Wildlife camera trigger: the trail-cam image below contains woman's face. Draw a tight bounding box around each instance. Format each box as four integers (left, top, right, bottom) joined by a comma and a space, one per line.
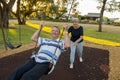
73, 21, 79, 27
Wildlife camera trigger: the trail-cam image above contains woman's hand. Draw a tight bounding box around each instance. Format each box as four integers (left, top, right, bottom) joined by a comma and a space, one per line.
73, 42, 77, 46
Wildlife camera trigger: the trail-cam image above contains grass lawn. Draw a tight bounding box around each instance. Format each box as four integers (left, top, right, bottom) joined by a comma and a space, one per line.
0, 22, 50, 50
0, 25, 35, 49
27, 20, 120, 43
0, 20, 120, 50
84, 28, 120, 42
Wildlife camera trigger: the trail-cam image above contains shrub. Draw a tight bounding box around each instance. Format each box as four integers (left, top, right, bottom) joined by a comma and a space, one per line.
113, 20, 120, 26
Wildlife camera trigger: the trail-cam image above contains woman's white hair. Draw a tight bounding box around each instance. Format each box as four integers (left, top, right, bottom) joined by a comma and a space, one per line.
72, 18, 79, 22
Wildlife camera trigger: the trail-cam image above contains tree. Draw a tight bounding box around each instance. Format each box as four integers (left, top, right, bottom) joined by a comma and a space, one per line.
105, 0, 119, 12
0, 0, 16, 50
67, 0, 79, 21
11, 0, 55, 24
118, 2, 120, 9
0, 0, 16, 28
0, 3, 7, 50
97, 0, 107, 32
12, 0, 40, 24
97, 0, 119, 32
54, 0, 68, 19
37, 0, 68, 20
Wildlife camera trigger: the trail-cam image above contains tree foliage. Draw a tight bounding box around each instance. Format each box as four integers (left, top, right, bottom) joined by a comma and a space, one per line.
0, 0, 16, 27
11, 0, 79, 24
97, 0, 120, 12
67, 0, 79, 21
96, 0, 120, 32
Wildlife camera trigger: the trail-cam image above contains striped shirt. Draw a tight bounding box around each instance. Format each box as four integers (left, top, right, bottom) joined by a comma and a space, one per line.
32, 37, 64, 65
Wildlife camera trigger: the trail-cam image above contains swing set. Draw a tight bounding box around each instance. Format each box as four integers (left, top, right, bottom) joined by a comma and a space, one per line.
5, 25, 22, 49
32, 25, 66, 74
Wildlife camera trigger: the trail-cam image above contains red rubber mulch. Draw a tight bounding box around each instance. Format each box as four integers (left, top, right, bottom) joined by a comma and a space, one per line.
0, 46, 109, 80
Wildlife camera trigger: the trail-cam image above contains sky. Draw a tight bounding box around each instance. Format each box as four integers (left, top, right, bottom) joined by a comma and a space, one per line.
76, 0, 120, 18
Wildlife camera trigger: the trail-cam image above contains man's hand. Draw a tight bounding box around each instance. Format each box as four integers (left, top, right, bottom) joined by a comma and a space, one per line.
63, 24, 68, 30
63, 24, 70, 48
39, 21, 44, 29
31, 21, 44, 42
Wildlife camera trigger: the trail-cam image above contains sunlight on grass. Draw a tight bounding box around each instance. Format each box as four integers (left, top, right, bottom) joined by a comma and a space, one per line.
84, 36, 120, 47
26, 22, 120, 47
26, 22, 63, 34
26, 22, 51, 33
9, 29, 17, 35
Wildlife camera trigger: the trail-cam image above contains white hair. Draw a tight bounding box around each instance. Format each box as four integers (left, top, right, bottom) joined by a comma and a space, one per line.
72, 18, 79, 22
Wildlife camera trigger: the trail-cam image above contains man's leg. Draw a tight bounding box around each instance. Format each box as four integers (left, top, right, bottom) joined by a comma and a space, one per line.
20, 62, 50, 80
8, 58, 36, 80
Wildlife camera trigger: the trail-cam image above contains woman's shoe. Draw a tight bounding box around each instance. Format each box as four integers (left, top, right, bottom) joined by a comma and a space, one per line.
79, 57, 83, 62
69, 63, 73, 69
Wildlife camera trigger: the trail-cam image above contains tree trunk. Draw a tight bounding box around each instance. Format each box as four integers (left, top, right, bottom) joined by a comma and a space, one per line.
98, 0, 107, 32
0, 4, 7, 50
2, 6, 9, 28
11, 0, 26, 25
21, 17, 26, 24
67, 0, 74, 21
17, 0, 23, 24
18, 17, 23, 24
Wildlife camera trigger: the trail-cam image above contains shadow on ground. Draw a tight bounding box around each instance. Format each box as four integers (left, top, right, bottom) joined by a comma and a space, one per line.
0, 46, 109, 80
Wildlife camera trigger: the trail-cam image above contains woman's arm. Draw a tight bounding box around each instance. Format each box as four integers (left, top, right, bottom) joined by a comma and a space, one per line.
73, 36, 83, 46
73, 27, 83, 46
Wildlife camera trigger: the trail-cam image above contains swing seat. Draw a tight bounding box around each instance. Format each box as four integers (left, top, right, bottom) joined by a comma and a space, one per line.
6, 42, 22, 49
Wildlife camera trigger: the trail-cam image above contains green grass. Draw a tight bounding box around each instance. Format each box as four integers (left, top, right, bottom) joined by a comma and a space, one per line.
84, 28, 120, 42
0, 24, 51, 50
0, 25, 34, 49
1, 20, 120, 50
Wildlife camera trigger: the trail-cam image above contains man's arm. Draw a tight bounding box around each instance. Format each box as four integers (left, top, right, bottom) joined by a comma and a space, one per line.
63, 24, 70, 48
31, 23, 44, 42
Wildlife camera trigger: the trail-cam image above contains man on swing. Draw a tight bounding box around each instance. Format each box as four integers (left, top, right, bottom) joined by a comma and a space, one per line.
8, 22, 70, 80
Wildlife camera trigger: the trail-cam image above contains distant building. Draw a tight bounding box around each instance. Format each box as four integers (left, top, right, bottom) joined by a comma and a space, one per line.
87, 13, 100, 20
60, 14, 78, 21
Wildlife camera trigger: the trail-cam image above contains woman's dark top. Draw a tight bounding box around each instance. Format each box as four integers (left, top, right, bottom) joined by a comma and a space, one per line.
68, 26, 83, 43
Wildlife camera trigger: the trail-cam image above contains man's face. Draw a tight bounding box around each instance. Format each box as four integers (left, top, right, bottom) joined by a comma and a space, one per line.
51, 27, 60, 39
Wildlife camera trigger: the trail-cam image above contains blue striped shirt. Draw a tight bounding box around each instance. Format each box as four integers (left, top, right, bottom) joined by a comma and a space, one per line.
33, 37, 64, 65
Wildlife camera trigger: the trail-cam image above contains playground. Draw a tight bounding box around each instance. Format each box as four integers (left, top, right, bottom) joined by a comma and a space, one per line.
0, 20, 120, 80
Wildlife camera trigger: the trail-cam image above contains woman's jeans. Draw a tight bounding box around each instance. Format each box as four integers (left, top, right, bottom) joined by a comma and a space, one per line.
8, 58, 49, 80
70, 41, 83, 63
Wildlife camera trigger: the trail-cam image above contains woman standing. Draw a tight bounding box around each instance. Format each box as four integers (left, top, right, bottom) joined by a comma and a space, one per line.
68, 19, 84, 69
